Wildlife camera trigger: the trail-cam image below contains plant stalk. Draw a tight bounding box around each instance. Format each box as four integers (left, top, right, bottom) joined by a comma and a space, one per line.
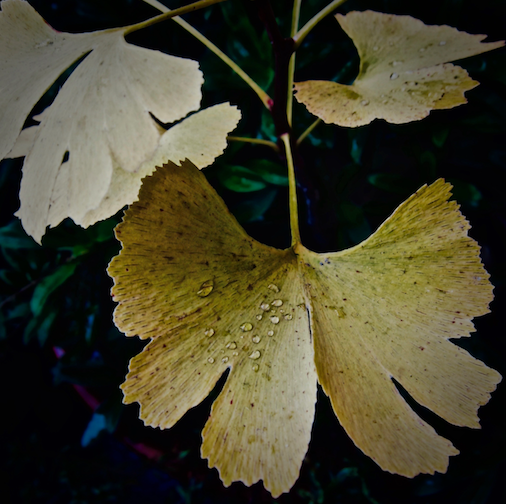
297, 118, 321, 145
293, 0, 348, 50
227, 136, 280, 152
281, 134, 301, 247
140, 0, 272, 108
287, 0, 302, 126
123, 0, 227, 35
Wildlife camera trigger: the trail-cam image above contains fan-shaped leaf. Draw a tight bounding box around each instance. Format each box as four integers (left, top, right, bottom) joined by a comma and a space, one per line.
0, 0, 204, 242
294, 11, 504, 127
108, 160, 500, 496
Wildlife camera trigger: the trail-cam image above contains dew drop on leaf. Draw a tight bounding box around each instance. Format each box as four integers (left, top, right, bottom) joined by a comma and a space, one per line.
207, 357, 215, 364
268, 284, 280, 293
249, 350, 261, 360
197, 279, 214, 297
390, 73, 399, 80
252, 335, 261, 343
271, 299, 283, 307
256, 314, 263, 320
267, 330, 274, 336
222, 356, 229, 363
204, 328, 215, 337
241, 322, 253, 332
284, 314, 293, 321
269, 316, 280, 324
260, 302, 270, 311
252, 364, 259, 372
226, 342, 237, 350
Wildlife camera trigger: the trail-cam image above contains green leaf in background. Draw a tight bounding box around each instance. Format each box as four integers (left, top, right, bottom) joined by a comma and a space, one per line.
30, 262, 78, 316
432, 127, 450, 148
348, 127, 370, 166
218, 165, 267, 192
448, 179, 482, 207
248, 159, 288, 186
367, 173, 417, 194
233, 187, 278, 223
81, 392, 123, 447
0, 220, 39, 249
82, 412, 108, 447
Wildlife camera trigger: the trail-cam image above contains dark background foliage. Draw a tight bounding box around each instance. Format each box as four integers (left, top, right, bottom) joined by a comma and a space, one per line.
0, 0, 504, 502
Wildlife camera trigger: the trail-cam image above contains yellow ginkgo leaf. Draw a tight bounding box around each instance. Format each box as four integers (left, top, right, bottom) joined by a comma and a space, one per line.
0, 0, 203, 243
108, 160, 501, 497
294, 10, 504, 127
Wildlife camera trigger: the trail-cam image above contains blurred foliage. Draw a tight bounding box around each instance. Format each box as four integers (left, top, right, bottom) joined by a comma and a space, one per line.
0, 0, 504, 502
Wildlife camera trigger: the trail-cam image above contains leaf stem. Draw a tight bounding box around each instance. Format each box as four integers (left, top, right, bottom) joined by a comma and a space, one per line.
281, 134, 300, 247
227, 136, 280, 152
296, 118, 321, 146
140, 0, 272, 109
123, 0, 227, 35
293, 0, 348, 50
287, 0, 302, 126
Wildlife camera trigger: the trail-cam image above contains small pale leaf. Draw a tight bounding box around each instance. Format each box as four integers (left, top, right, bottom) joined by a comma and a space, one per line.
79, 103, 241, 227
294, 10, 504, 127
109, 162, 500, 495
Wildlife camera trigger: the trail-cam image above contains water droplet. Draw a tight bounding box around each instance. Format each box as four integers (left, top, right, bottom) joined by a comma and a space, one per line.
279, 309, 284, 313
270, 316, 280, 324
268, 284, 280, 293
207, 357, 215, 364
252, 364, 259, 372
391, 60, 403, 67
35, 39, 53, 49
267, 330, 274, 336
197, 279, 214, 297
204, 328, 215, 337
360, 99, 370, 106
419, 47, 426, 52
271, 299, 283, 307
439, 40, 446, 46
390, 73, 399, 80
256, 314, 263, 320
249, 350, 261, 360
252, 335, 261, 344
372, 45, 379, 51
260, 302, 270, 311
284, 314, 293, 321
336, 307, 346, 318
232, 351, 239, 356
226, 342, 237, 350
222, 356, 229, 363
401, 86, 406, 92
240, 323, 253, 332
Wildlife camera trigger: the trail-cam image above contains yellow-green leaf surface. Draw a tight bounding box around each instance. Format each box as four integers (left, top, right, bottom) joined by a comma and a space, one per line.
0, 0, 203, 243
109, 161, 501, 495
294, 10, 504, 127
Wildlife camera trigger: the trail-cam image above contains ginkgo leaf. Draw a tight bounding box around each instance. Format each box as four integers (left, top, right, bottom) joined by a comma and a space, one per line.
108, 160, 501, 496
294, 10, 504, 127
0, 0, 203, 243
76, 103, 240, 227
